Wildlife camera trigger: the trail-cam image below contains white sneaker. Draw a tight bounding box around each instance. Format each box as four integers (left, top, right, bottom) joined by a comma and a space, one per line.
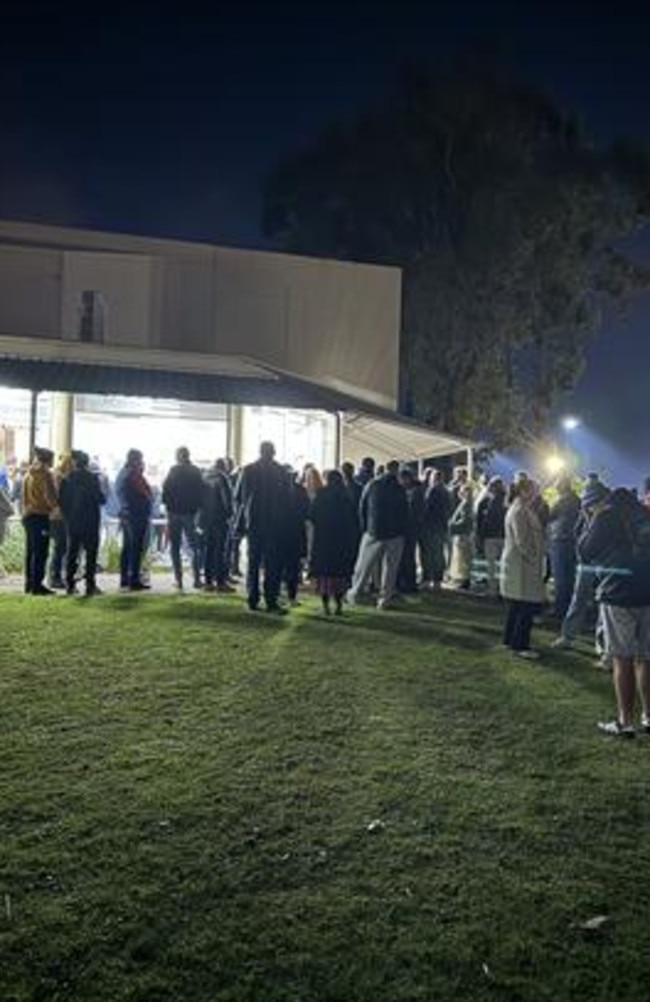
551, 636, 572, 649
597, 720, 635, 739
345, 589, 357, 606
514, 649, 540, 660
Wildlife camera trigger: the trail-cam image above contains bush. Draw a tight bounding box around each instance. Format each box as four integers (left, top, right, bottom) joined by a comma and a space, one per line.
0, 521, 24, 576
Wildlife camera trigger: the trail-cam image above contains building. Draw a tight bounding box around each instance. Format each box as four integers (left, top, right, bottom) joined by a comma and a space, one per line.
0, 220, 471, 478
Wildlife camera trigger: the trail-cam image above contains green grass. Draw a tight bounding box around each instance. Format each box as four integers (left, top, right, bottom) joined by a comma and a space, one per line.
1, 589, 650, 1002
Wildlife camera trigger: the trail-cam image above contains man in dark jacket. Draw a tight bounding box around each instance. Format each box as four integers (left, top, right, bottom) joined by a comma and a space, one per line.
476, 476, 507, 597
115, 448, 153, 591
235, 441, 291, 613
579, 486, 650, 737
354, 456, 375, 489
280, 469, 310, 605
547, 476, 581, 619
199, 459, 234, 592
162, 446, 205, 590
59, 450, 105, 596
422, 469, 451, 591
397, 468, 425, 593
347, 459, 408, 610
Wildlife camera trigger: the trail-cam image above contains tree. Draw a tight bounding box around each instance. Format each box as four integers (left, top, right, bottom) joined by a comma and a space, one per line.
261, 66, 650, 446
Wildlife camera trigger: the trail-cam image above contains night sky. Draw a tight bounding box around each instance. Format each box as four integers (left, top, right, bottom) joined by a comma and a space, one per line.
1, 0, 649, 475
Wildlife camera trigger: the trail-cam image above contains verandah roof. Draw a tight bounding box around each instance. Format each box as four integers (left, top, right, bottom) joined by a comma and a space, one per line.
0, 335, 474, 463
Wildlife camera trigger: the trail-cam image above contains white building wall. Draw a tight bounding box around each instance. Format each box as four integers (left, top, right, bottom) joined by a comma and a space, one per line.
0, 221, 402, 409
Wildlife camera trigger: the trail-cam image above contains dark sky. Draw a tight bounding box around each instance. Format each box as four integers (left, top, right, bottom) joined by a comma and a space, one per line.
1, 0, 649, 470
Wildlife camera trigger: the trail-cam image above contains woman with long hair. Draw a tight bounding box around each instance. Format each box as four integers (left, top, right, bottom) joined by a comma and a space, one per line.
309, 469, 359, 615
501, 477, 546, 658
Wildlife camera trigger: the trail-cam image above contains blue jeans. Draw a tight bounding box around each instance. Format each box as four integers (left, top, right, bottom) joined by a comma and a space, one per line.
549, 540, 577, 620
561, 563, 596, 640
120, 516, 149, 587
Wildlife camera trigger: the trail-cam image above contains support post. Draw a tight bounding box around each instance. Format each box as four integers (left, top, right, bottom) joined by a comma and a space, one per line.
227, 404, 244, 467
334, 411, 343, 468
50, 392, 75, 457
28, 389, 39, 458
466, 447, 474, 482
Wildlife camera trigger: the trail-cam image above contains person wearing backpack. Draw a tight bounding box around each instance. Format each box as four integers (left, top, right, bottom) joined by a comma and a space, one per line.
578, 485, 650, 738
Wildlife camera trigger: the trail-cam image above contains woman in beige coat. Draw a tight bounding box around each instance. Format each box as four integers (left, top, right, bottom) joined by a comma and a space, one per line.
501, 478, 546, 658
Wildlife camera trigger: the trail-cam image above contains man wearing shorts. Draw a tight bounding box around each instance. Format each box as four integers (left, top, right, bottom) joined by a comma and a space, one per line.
578, 485, 650, 738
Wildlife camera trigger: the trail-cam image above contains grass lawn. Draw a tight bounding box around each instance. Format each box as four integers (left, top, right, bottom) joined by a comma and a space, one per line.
1, 589, 650, 1002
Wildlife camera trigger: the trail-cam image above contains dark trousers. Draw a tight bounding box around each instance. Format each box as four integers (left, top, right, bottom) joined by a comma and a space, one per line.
168, 513, 202, 586
282, 549, 302, 601
66, 525, 100, 591
422, 526, 448, 583
203, 522, 229, 586
23, 514, 50, 592
549, 540, 577, 620
398, 533, 418, 592
504, 599, 537, 651
120, 517, 149, 587
247, 532, 282, 609
49, 518, 67, 584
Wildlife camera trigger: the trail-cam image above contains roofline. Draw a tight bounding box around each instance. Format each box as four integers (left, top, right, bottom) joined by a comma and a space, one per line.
0, 219, 401, 276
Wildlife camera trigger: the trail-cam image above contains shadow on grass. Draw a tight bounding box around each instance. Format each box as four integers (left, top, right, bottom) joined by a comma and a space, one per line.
141, 598, 292, 632
307, 606, 494, 652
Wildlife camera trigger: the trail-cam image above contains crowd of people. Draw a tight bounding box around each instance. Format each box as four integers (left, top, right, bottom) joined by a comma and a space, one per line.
3, 441, 650, 737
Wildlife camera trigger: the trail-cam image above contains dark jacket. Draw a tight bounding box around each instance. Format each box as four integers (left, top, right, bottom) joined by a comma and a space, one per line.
310, 484, 359, 577
235, 458, 290, 536
199, 467, 233, 529
578, 490, 650, 607
548, 493, 581, 544
343, 477, 362, 511
115, 465, 153, 521
59, 468, 105, 531
282, 481, 310, 557
162, 461, 205, 516
359, 473, 408, 541
424, 483, 452, 533
404, 483, 425, 537
476, 493, 506, 542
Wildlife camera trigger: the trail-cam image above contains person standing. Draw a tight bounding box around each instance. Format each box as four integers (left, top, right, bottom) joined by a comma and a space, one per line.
59, 450, 106, 596
476, 477, 507, 597
162, 446, 205, 591
310, 469, 359, 615
347, 459, 408, 610
116, 449, 153, 591
552, 477, 609, 649
21, 447, 58, 595
397, 468, 425, 593
579, 487, 650, 737
281, 470, 310, 606
448, 483, 474, 589
235, 441, 291, 613
547, 476, 581, 620
421, 469, 451, 591
355, 456, 375, 490
48, 452, 74, 589
501, 478, 546, 658
199, 458, 235, 592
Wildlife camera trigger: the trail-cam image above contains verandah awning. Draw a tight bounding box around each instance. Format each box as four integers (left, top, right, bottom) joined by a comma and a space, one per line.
0, 335, 475, 462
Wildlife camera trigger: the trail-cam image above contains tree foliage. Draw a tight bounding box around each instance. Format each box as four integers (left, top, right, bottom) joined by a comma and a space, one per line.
262, 66, 650, 446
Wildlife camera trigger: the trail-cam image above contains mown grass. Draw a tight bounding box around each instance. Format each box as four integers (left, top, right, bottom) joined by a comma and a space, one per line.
1, 589, 650, 1002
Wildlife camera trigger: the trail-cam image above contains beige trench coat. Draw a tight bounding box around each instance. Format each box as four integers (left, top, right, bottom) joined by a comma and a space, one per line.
501, 497, 546, 603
